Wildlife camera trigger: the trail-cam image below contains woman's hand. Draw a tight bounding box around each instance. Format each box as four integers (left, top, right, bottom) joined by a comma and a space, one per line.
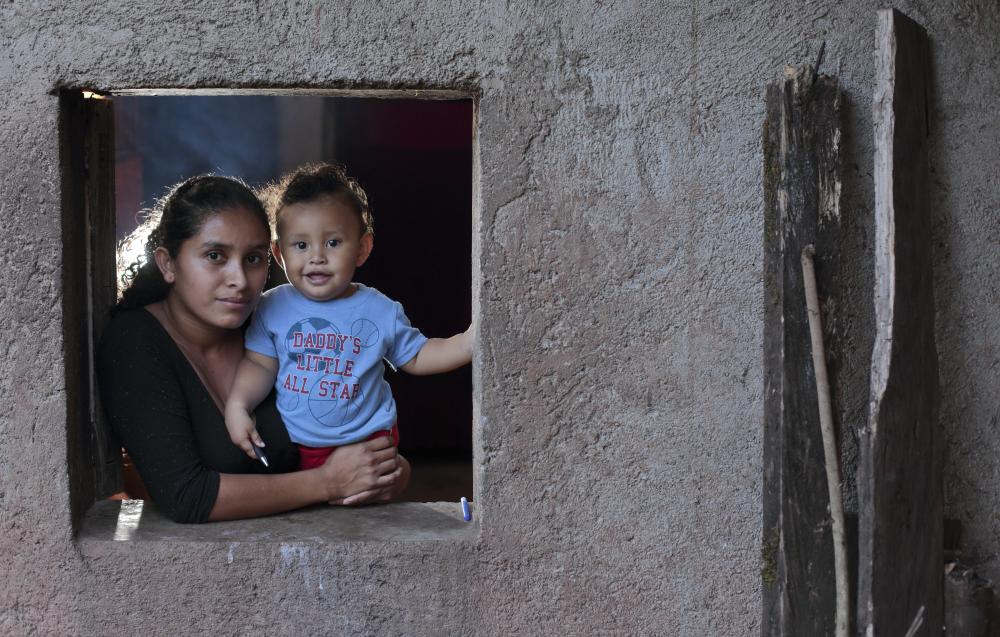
319, 436, 410, 505
337, 454, 411, 505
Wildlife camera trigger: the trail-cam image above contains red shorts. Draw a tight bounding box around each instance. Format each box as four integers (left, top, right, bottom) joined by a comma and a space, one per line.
297, 424, 399, 471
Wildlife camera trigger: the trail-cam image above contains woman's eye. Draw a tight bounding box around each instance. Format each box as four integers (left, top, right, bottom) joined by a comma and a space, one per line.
327, 239, 341, 248
247, 254, 264, 265
206, 251, 222, 261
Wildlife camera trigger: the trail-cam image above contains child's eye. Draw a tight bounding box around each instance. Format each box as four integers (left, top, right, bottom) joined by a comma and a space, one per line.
294, 241, 307, 250
326, 239, 341, 248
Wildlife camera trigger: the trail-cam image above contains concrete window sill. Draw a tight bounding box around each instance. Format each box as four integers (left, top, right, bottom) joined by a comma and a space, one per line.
77, 499, 477, 550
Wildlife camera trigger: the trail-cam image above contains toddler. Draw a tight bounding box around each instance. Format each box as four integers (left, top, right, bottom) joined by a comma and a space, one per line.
225, 163, 472, 474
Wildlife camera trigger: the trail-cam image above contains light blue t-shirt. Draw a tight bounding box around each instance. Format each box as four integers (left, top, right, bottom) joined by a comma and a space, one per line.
245, 283, 427, 447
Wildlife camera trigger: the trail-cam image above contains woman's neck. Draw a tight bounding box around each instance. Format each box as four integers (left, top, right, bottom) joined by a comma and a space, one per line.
148, 298, 238, 353
146, 297, 245, 412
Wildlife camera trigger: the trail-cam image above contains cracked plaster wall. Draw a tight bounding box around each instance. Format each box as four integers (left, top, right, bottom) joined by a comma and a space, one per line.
0, 1, 997, 634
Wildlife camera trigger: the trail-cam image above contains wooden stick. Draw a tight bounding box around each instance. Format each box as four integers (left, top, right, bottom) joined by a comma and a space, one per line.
801, 245, 849, 637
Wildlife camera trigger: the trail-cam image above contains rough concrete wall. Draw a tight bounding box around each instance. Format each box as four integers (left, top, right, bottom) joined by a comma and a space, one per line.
0, 1, 997, 635
930, 0, 1000, 585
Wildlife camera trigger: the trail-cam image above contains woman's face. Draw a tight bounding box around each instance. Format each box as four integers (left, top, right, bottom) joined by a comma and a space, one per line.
157, 207, 271, 331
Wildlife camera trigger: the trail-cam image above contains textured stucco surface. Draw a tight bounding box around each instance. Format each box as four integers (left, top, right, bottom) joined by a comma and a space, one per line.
0, 1, 997, 634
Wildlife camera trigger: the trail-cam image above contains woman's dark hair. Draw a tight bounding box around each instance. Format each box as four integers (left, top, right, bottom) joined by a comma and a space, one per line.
114, 175, 268, 314
258, 163, 374, 239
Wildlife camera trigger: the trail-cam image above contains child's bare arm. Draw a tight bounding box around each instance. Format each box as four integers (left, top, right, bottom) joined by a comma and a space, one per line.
400, 325, 473, 376
224, 350, 280, 458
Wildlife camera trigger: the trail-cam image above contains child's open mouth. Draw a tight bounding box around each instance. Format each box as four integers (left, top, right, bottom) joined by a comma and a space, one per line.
305, 273, 331, 284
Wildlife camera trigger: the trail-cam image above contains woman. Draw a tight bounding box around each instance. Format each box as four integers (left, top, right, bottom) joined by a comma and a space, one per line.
97, 175, 408, 523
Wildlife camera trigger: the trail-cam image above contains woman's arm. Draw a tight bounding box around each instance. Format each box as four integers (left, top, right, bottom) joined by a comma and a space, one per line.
99, 313, 226, 522
98, 312, 405, 522
99, 311, 410, 522
209, 437, 404, 520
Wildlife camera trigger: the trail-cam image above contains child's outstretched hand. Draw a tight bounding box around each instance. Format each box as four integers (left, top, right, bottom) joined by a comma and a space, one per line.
224, 402, 265, 460
400, 321, 475, 376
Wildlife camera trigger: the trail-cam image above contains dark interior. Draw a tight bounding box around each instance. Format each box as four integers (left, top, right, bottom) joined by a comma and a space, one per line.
114, 94, 473, 502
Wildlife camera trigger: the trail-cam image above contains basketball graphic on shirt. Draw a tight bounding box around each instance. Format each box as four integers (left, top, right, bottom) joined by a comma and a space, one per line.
278, 317, 343, 413
276, 380, 301, 413
351, 318, 380, 348
305, 319, 378, 427
307, 372, 365, 426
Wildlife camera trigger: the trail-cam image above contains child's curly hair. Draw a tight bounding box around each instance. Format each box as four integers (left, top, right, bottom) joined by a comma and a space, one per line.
258, 163, 374, 239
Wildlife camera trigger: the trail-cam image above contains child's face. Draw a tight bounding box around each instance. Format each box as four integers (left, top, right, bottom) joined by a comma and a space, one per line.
272, 196, 373, 302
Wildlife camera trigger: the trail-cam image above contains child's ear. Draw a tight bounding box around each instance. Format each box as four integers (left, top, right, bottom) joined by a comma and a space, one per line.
356, 233, 374, 267
153, 247, 176, 284
270, 240, 286, 270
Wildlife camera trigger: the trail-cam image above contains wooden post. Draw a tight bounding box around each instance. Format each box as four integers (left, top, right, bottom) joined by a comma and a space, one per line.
61, 90, 121, 531
762, 65, 843, 637
858, 9, 941, 636
84, 92, 122, 501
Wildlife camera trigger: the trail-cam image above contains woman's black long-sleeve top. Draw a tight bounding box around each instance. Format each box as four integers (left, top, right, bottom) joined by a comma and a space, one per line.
97, 309, 298, 522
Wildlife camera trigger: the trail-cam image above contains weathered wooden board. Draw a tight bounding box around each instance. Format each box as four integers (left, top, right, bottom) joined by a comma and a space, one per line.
762, 66, 843, 637
85, 93, 122, 501
61, 90, 121, 531
858, 8, 941, 637
61, 91, 94, 528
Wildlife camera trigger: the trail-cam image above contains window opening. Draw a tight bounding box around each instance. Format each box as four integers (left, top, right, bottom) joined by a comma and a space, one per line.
86, 91, 473, 506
